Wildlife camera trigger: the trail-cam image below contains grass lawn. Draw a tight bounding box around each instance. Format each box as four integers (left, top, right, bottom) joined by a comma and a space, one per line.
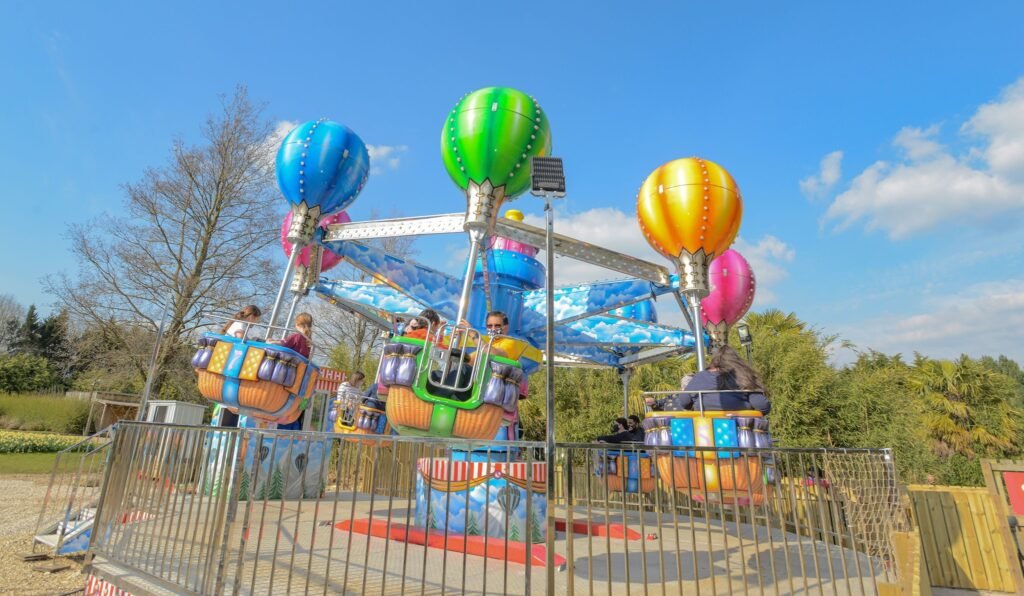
0, 452, 86, 475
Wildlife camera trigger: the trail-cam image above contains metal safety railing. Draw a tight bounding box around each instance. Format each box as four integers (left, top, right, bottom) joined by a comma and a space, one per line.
86, 422, 908, 595
34, 424, 116, 554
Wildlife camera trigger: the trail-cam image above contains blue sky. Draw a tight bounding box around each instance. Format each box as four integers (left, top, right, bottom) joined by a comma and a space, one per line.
2, 1, 1023, 362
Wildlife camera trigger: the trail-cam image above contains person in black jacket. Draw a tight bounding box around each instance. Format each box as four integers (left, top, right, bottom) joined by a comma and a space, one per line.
648, 346, 771, 415
596, 417, 636, 443
627, 414, 645, 442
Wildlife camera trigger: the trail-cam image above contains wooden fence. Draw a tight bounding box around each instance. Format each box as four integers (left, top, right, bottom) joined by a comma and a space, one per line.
906, 485, 1017, 592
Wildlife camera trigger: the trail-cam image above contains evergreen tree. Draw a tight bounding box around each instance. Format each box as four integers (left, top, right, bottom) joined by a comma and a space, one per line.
529, 506, 544, 543
508, 521, 521, 543
464, 511, 482, 536
269, 467, 284, 500
12, 305, 42, 354
238, 470, 250, 501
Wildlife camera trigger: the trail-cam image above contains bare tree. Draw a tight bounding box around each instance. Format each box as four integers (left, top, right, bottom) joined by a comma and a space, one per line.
46, 87, 281, 396
0, 294, 26, 353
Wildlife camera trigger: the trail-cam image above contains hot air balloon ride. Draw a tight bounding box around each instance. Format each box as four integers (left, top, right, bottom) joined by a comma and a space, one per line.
375, 87, 551, 442
637, 158, 772, 505
194, 120, 369, 426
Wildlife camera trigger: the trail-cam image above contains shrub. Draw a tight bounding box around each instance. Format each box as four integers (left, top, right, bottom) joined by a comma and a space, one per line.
0, 354, 59, 393
0, 394, 91, 434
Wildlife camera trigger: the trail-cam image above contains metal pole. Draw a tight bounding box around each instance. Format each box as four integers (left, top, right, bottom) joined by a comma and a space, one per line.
454, 229, 484, 327
620, 368, 632, 417
266, 247, 301, 340
281, 293, 302, 339
686, 290, 707, 371
136, 300, 171, 421
744, 343, 753, 363
543, 195, 556, 589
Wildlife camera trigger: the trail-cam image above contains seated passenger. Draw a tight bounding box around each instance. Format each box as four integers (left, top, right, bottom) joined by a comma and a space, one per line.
404, 309, 442, 340
275, 312, 313, 358
628, 414, 645, 442
427, 349, 474, 400
222, 305, 262, 339
655, 346, 770, 414
596, 417, 639, 444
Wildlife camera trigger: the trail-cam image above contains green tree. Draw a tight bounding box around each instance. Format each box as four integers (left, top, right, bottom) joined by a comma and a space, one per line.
508, 521, 521, 543
0, 353, 60, 393
268, 467, 284, 500
742, 309, 843, 448
465, 510, 482, 536
979, 355, 1024, 407
238, 469, 250, 501
910, 355, 1024, 484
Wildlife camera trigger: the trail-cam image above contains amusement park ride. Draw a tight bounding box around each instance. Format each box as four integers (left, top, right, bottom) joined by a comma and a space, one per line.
192, 86, 764, 564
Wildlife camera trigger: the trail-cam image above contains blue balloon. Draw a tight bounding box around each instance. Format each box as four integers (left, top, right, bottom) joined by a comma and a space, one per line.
276, 120, 370, 214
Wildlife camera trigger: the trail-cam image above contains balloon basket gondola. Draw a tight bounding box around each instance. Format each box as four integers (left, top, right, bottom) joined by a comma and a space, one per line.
644, 410, 775, 507
192, 333, 318, 425
378, 336, 523, 440
594, 449, 657, 494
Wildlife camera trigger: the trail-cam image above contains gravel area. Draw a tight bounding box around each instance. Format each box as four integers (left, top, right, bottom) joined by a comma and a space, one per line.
0, 475, 86, 595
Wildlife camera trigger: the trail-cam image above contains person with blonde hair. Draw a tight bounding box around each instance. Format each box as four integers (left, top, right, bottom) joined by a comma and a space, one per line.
222, 305, 262, 339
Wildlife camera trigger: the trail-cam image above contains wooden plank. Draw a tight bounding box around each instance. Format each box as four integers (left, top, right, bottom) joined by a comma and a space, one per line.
912, 489, 950, 587
952, 490, 983, 588
927, 489, 957, 588
942, 488, 975, 588
979, 489, 1017, 592
965, 490, 1001, 591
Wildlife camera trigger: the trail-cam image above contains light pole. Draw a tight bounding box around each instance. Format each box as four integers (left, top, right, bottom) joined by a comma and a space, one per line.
530, 156, 565, 589
737, 321, 753, 363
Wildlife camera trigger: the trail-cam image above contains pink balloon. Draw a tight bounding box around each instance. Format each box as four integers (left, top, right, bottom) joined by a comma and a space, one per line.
280, 210, 351, 272
700, 249, 756, 329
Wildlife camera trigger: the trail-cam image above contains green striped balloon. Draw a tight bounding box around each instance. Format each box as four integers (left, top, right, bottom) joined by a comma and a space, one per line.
440, 87, 553, 199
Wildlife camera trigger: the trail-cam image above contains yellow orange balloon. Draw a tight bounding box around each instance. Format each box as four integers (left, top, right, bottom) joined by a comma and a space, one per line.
636, 157, 743, 262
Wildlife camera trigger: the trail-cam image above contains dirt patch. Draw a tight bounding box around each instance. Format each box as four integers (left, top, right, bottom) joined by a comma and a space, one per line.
0, 475, 86, 595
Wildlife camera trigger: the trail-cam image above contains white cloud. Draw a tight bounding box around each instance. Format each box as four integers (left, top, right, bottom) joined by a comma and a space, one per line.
799, 150, 844, 199
262, 120, 298, 172
367, 144, 409, 174
840, 279, 1024, 362
824, 77, 1024, 240
521, 207, 663, 286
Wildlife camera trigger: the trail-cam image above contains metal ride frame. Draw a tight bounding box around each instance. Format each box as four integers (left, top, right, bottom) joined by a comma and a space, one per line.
313, 208, 698, 404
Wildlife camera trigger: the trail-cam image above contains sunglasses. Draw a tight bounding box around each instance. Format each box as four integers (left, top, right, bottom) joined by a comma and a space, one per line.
485, 324, 504, 329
